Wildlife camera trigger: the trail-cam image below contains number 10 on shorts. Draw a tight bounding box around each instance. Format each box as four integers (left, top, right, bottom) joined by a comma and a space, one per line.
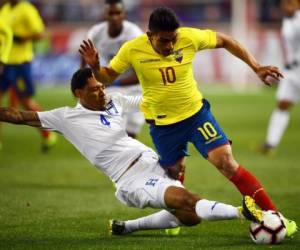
197, 122, 218, 140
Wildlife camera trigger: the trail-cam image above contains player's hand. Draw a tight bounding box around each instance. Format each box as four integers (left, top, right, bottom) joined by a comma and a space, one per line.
255, 65, 283, 86
79, 39, 100, 70
167, 164, 185, 182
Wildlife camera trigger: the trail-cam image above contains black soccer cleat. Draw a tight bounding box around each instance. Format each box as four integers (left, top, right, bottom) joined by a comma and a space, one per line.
109, 219, 127, 235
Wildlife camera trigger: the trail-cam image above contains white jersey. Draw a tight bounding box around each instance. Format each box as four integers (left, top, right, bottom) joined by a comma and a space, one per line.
87, 21, 144, 135
87, 20, 143, 65
37, 93, 150, 182
282, 11, 300, 65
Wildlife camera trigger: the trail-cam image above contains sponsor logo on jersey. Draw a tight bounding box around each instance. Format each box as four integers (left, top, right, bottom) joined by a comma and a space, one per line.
105, 100, 119, 115
140, 58, 161, 64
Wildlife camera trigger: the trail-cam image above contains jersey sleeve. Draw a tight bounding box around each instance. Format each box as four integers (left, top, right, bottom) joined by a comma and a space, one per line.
87, 24, 100, 42
114, 93, 142, 112
190, 28, 217, 51
130, 25, 143, 39
37, 107, 66, 132
25, 3, 45, 34
0, 21, 13, 63
109, 41, 131, 74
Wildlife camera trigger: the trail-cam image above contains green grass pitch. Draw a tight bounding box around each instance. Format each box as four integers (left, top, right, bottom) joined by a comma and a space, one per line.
0, 85, 299, 250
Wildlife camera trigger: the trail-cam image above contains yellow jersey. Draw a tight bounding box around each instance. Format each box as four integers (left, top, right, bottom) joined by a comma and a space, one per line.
110, 27, 217, 125
0, 19, 13, 63
0, 1, 45, 64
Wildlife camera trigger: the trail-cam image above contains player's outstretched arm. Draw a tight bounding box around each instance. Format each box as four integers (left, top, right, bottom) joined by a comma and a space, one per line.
0, 107, 42, 128
216, 32, 283, 86
79, 39, 120, 85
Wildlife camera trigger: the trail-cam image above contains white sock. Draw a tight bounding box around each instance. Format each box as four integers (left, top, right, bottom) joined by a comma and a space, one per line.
195, 199, 240, 221
266, 109, 289, 147
125, 210, 182, 233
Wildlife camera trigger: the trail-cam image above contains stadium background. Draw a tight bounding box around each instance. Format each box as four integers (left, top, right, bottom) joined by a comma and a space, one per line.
1, 0, 300, 249
31, 0, 284, 88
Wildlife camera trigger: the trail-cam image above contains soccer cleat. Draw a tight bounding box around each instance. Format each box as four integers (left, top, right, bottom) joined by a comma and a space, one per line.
109, 219, 128, 235
41, 132, 57, 153
260, 143, 276, 156
283, 218, 298, 238
165, 227, 181, 236
241, 196, 263, 223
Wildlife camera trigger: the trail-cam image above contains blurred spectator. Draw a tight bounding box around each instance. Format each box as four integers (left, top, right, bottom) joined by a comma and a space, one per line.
0, 0, 57, 152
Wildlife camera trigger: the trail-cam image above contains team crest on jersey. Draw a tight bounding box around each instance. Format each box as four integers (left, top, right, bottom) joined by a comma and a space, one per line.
173, 49, 183, 63
105, 100, 119, 115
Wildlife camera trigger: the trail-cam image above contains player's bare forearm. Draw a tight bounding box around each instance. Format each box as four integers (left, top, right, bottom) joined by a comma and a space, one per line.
216, 32, 283, 85
0, 107, 42, 127
216, 32, 260, 72
96, 67, 119, 86
117, 73, 139, 86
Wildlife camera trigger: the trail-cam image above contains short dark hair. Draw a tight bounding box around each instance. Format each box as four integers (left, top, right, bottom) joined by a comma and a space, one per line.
71, 68, 93, 95
105, 0, 123, 5
148, 7, 180, 33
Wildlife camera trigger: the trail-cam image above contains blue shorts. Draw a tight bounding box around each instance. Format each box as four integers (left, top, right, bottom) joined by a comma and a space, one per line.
149, 99, 230, 167
0, 62, 35, 97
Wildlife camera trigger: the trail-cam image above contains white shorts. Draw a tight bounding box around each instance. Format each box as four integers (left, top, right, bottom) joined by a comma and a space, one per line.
276, 67, 300, 103
115, 150, 183, 209
106, 85, 145, 135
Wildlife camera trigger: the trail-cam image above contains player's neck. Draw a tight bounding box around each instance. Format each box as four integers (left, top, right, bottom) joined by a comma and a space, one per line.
108, 25, 123, 38
80, 101, 106, 111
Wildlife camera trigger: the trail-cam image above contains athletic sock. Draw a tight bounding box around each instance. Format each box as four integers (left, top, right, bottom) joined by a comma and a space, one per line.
41, 130, 50, 138
266, 109, 289, 147
124, 210, 181, 233
195, 199, 240, 221
230, 166, 276, 211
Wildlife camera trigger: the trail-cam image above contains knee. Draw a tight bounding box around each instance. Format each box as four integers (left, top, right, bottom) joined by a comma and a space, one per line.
178, 192, 199, 212
278, 101, 293, 110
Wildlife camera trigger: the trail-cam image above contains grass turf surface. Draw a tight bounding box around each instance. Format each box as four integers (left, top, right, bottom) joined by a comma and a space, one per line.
0, 86, 299, 250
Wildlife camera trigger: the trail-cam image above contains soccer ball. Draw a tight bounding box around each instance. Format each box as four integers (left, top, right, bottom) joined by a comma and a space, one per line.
250, 210, 286, 244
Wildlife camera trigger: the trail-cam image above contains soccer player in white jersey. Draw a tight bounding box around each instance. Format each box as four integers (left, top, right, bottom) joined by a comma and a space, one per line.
0, 67, 264, 235
262, 0, 300, 153
82, 0, 144, 138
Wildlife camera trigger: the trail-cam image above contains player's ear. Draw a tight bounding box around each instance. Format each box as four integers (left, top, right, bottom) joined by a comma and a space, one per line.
146, 31, 153, 41
74, 89, 83, 98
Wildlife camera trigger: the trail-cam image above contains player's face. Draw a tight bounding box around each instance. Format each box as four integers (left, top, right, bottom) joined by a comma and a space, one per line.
105, 3, 125, 31
81, 77, 106, 111
281, 0, 299, 17
147, 31, 177, 57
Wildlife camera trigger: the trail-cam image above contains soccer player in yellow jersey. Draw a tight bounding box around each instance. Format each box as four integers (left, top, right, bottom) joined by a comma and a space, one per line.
80, 7, 297, 236
0, 19, 12, 66
0, 0, 56, 152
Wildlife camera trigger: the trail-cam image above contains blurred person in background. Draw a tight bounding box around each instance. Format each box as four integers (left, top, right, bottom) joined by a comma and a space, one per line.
0, 0, 57, 152
82, 0, 144, 138
0, 2, 13, 150
262, 0, 300, 154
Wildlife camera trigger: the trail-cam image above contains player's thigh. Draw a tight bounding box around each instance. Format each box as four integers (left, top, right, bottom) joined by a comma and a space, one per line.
150, 124, 189, 167
276, 72, 300, 104
189, 100, 230, 159
115, 172, 183, 209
